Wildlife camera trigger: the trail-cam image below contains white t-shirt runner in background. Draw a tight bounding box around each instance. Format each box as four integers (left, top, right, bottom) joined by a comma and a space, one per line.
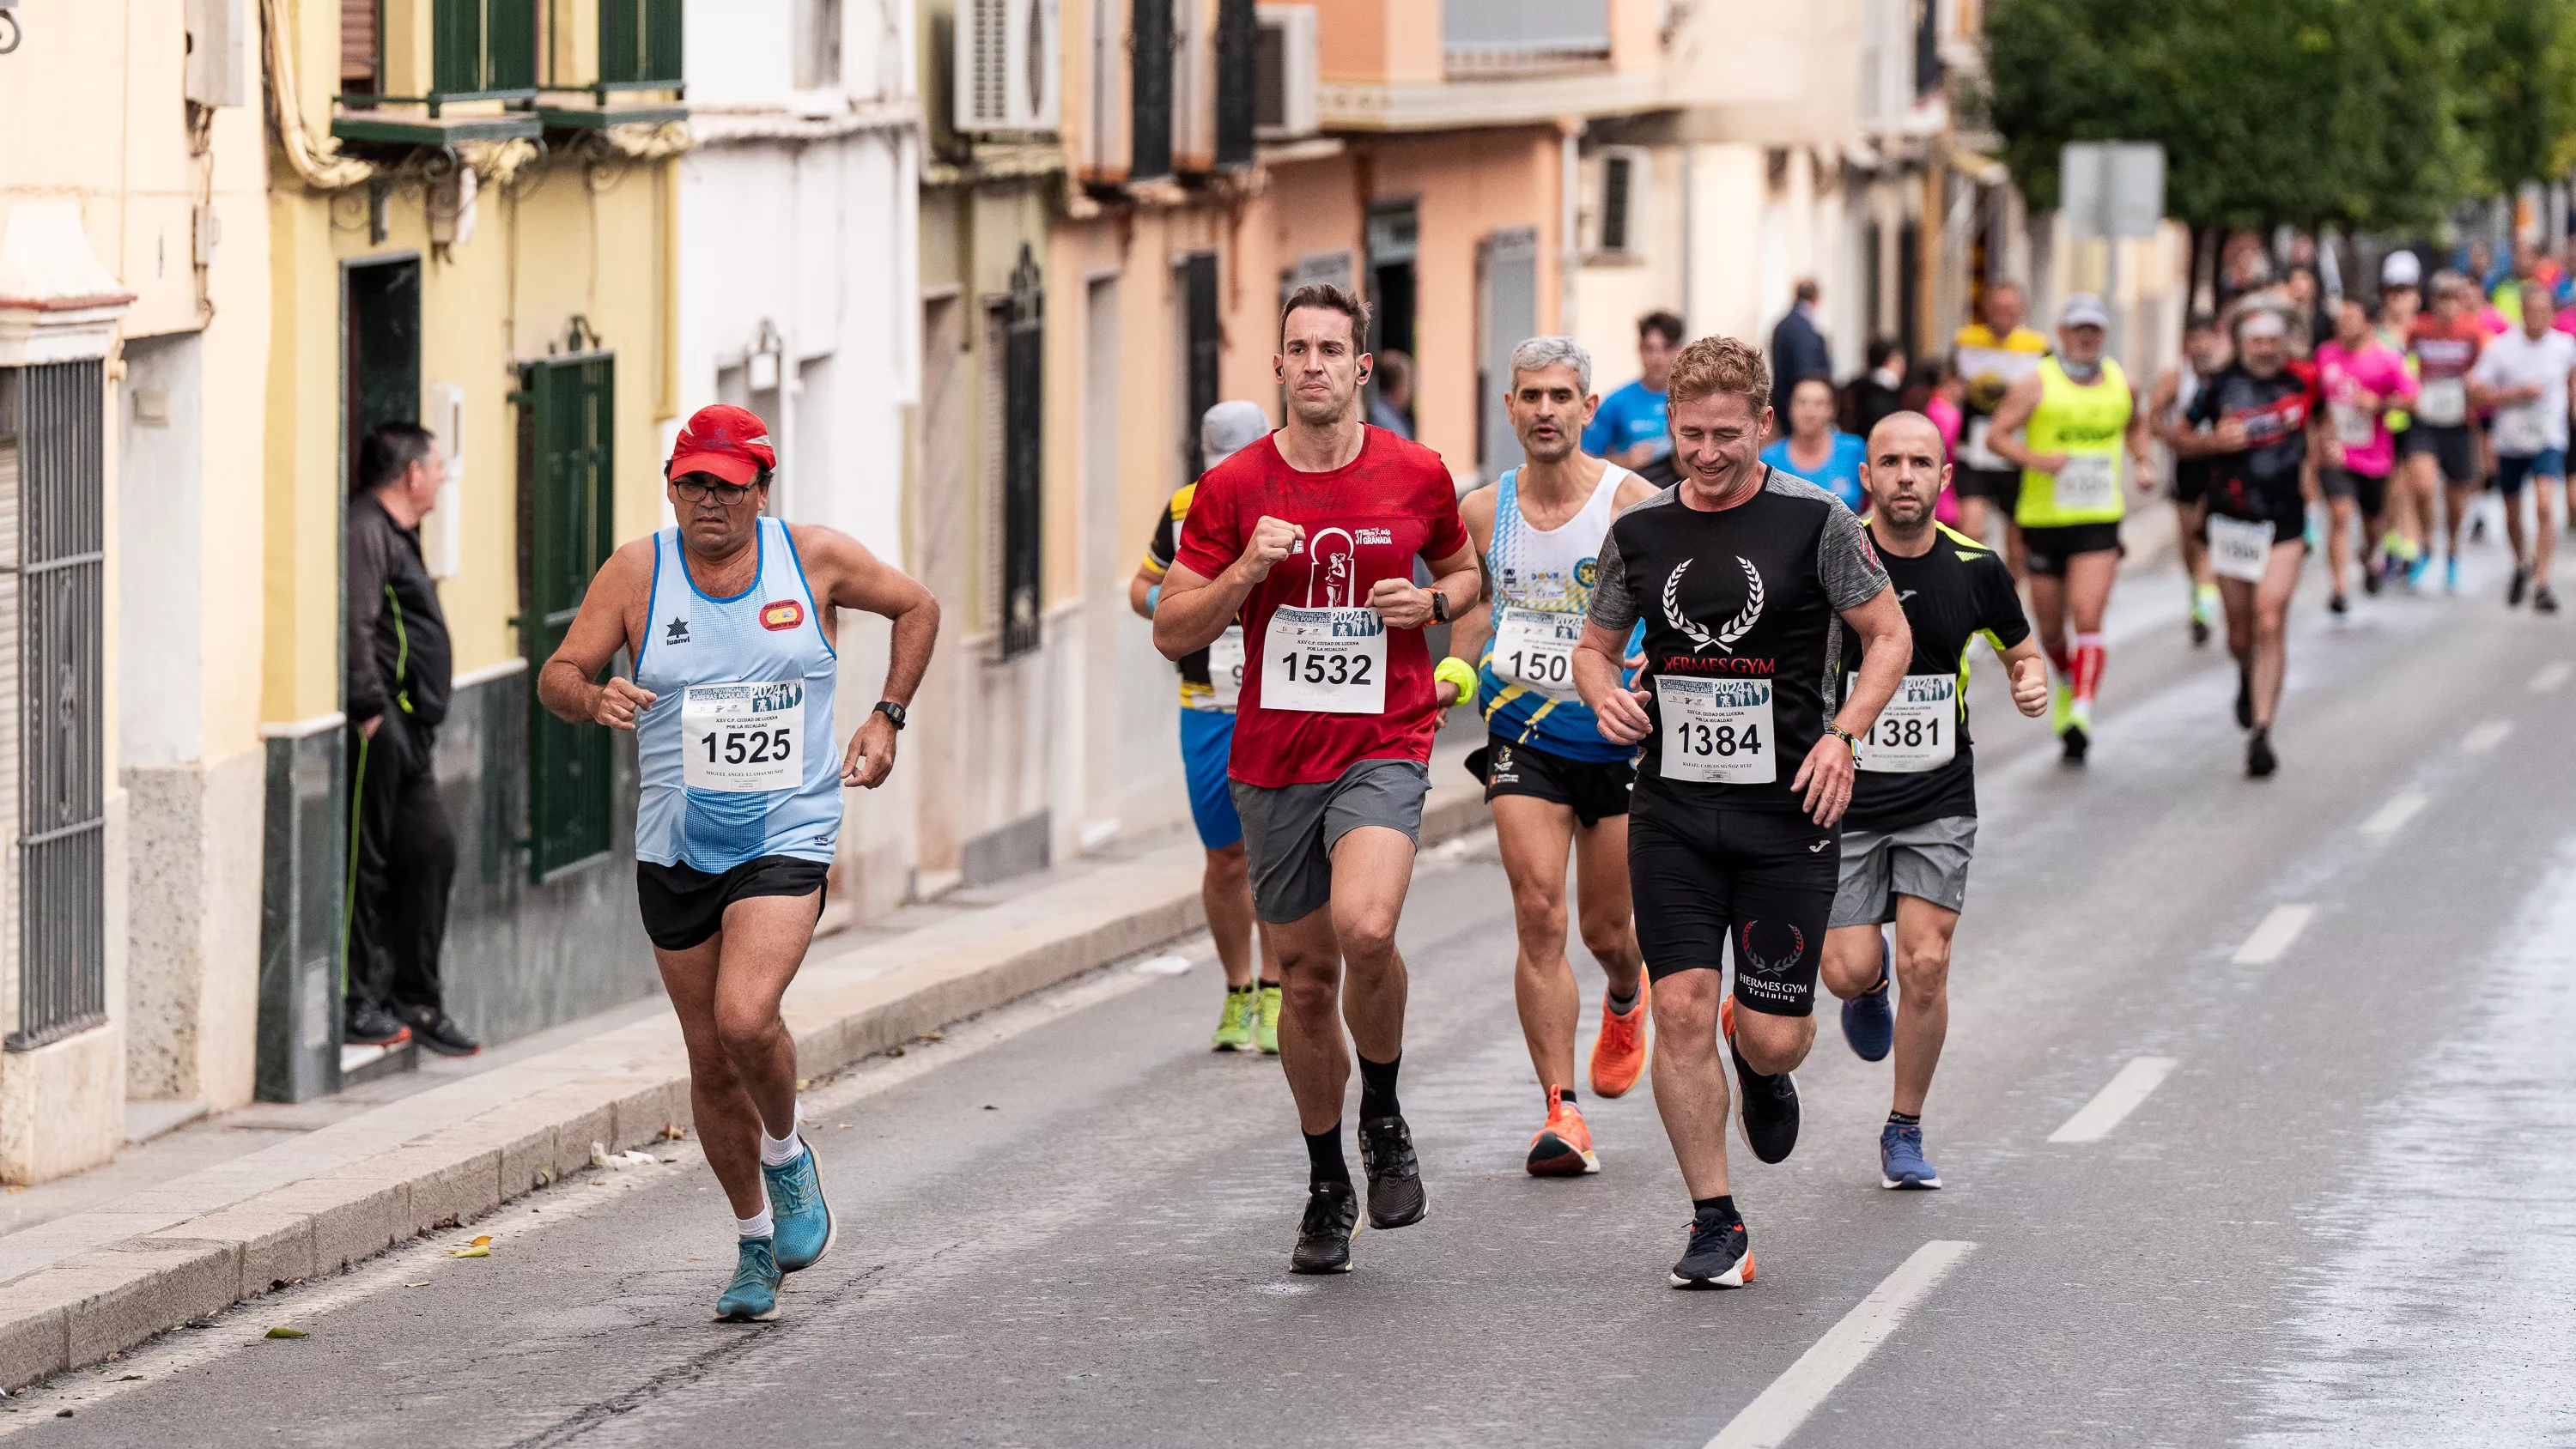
2470, 329, 2576, 458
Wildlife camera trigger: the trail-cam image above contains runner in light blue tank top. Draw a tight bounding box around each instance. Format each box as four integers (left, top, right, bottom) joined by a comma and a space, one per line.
633, 516, 841, 871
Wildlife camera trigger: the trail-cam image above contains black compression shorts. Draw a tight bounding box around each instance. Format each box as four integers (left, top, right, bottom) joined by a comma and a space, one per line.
2020, 522, 2125, 577
636, 856, 829, 951
2403, 422, 2481, 485
1627, 780, 1836, 1016
1953, 466, 2022, 511
1478, 736, 1637, 828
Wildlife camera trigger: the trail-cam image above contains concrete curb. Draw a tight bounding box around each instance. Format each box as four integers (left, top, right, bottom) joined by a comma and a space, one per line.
0, 755, 1493, 1391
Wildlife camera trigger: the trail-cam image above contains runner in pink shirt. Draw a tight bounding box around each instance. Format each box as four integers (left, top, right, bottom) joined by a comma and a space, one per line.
2314, 296, 2419, 612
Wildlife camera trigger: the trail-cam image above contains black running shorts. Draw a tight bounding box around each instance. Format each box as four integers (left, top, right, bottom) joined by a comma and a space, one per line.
1626, 780, 1837, 1016
636, 856, 829, 951
1479, 736, 1636, 828
1953, 466, 2022, 512
2403, 422, 2480, 485
2320, 467, 2391, 518
2020, 522, 2125, 578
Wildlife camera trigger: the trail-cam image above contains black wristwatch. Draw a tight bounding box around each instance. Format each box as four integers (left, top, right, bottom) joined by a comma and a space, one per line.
1431, 589, 1453, 625
872, 700, 908, 731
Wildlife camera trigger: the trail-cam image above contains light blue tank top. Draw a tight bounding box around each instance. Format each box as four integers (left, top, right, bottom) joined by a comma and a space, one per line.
633, 518, 840, 870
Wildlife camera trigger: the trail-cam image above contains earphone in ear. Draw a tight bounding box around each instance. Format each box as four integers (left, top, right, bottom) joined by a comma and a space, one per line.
1358, 367, 1370, 383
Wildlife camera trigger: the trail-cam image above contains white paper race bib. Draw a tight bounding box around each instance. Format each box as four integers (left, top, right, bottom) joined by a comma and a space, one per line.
2496, 404, 2549, 457
1656, 676, 1776, 784
1856, 673, 1958, 773
682, 682, 805, 792
1960, 416, 2008, 470
2051, 454, 2119, 513
1492, 605, 1583, 697
1204, 626, 1245, 710
2331, 403, 2377, 448
1261, 606, 1387, 714
2416, 376, 2467, 426
2208, 514, 2275, 583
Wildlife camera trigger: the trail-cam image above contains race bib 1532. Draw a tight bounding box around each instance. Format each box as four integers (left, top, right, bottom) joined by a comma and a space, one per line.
1261, 606, 1387, 714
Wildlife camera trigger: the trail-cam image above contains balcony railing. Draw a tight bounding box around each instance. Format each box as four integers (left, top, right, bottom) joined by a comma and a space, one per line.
1443, 0, 1609, 76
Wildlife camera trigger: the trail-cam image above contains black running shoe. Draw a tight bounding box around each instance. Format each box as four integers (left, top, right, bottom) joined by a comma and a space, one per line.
1289, 1179, 1359, 1274
2190, 615, 2212, 646
1722, 999, 1800, 1165
1668, 1208, 1754, 1289
2247, 728, 2278, 779
2537, 585, 2561, 615
2511, 566, 2531, 607
395, 1003, 482, 1057
1356, 1116, 1426, 1229
2328, 592, 2348, 615
344, 999, 410, 1047
2234, 667, 2254, 731
2059, 723, 2089, 765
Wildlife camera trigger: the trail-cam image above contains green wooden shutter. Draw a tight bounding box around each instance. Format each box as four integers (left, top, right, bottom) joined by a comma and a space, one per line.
599, 0, 683, 87
519, 353, 617, 882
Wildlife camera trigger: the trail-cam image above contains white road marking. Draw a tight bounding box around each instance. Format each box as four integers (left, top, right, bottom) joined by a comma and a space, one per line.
2530, 661, 2572, 694
1704, 1240, 1978, 1449
2359, 792, 2428, 837
2049, 1057, 2180, 1144
2462, 719, 2514, 754
2232, 904, 2316, 965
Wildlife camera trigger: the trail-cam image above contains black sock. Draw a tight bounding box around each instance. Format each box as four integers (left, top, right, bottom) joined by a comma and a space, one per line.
1304, 1125, 1349, 1186
1230, 982, 1255, 995
1552, 1085, 1578, 1105
1358, 1053, 1402, 1122
1692, 1194, 1740, 1223
1258, 978, 1280, 990
1887, 1110, 1921, 1128
1606, 984, 1640, 1014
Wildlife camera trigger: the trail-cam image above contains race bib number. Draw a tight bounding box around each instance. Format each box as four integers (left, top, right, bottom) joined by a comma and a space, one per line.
2331, 403, 2377, 449
1656, 676, 1776, 785
682, 682, 805, 793
1204, 626, 1245, 710
2496, 404, 2549, 457
2416, 376, 2467, 426
1960, 417, 2008, 470
1261, 606, 1387, 714
1492, 606, 1582, 697
1856, 674, 1958, 773
2052, 454, 2119, 514
2208, 514, 2275, 583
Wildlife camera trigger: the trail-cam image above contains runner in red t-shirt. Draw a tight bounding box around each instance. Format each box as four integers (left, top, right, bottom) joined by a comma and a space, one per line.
1155, 283, 1478, 1276
2403, 273, 2489, 591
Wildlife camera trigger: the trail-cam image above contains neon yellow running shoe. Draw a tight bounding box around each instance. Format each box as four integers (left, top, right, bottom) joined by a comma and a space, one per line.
1256, 982, 1282, 1055
2050, 678, 2075, 736
1212, 987, 1258, 1052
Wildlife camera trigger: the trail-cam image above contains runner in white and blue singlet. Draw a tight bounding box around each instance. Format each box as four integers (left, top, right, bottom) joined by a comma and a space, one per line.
538, 404, 939, 1325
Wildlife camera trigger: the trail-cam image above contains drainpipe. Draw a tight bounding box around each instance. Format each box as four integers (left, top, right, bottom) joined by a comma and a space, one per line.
1558, 116, 1583, 335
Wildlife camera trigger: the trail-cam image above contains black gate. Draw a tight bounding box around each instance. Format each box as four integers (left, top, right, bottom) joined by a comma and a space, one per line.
2, 362, 106, 1050
999, 246, 1046, 660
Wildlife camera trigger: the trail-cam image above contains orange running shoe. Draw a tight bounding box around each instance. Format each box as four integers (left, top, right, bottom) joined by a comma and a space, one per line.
1524, 1085, 1599, 1177
1589, 977, 1650, 1098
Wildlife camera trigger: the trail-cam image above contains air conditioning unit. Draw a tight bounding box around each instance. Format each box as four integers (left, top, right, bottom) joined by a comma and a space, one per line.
956, 0, 1061, 135
1254, 4, 1316, 141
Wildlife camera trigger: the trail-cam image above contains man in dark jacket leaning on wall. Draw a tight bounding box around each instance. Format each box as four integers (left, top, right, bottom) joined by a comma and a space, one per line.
345, 421, 477, 1056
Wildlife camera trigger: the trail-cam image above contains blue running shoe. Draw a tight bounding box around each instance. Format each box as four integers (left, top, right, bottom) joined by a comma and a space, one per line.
763, 1143, 835, 1273
1839, 935, 1894, 1063
2405, 552, 2432, 590
2445, 555, 2460, 595
714, 1236, 782, 1321
1880, 1123, 1941, 1190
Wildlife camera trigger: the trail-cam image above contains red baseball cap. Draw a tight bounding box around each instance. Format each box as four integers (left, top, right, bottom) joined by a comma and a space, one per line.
666, 404, 777, 485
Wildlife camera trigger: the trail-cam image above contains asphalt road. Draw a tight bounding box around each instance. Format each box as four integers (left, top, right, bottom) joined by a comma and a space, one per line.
14, 537, 2576, 1448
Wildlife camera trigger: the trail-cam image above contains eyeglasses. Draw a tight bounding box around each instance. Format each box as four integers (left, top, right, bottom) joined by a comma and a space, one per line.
671, 477, 756, 504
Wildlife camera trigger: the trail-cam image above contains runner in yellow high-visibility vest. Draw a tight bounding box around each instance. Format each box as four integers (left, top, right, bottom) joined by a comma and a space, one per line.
1984, 294, 2153, 766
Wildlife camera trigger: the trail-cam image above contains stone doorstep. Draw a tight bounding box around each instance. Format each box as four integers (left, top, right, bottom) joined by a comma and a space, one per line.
0, 749, 1489, 1392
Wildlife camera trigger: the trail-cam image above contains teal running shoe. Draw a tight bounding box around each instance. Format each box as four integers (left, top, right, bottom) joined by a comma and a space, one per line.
714, 1236, 782, 1322
764, 1143, 836, 1273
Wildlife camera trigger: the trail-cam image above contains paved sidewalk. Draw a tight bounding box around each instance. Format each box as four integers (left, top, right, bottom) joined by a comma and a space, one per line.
0, 739, 1490, 1391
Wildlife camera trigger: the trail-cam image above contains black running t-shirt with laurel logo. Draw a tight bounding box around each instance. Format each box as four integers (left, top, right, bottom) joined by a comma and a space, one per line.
1588, 470, 1890, 811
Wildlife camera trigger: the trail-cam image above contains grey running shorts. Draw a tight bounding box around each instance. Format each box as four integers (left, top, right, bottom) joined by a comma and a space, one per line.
1831, 815, 1978, 926
1230, 759, 1431, 925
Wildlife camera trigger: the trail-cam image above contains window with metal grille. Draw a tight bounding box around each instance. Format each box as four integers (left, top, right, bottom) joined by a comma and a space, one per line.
432, 0, 538, 103
516, 350, 617, 882
1129, 0, 1175, 182
599, 0, 684, 90
1213, 0, 1255, 169
1181, 252, 1220, 477
998, 247, 1045, 660
0, 363, 106, 1051
1601, 153, 1634, 253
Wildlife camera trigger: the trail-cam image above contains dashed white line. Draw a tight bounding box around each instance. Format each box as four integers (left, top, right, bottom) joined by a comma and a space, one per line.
2462, 719, 2514, 754
2232, 903, 2316, 965
1704, 1240, 1978, 1449
2049, 1057, 2180, 1144
2531, 661, 2572, 694
2359, 792, 2429, 837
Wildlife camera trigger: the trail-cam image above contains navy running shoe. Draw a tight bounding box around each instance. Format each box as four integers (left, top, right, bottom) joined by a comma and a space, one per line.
1880, 1123, 1941, 1190
1668, 1208, 1754, 1289
1839, 935, 1894, 1063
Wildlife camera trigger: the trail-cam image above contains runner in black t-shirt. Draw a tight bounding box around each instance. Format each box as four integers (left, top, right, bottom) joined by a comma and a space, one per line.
1815, 412, 2049, 1192
1576, 336, 1911, 1291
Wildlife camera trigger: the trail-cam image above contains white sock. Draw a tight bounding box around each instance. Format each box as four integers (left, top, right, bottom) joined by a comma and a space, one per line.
758, 1123, 804, 1168
737, 1204, 774, 1240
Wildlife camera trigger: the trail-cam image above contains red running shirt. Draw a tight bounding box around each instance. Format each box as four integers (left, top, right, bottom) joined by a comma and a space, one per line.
1174, 426, 1471, 787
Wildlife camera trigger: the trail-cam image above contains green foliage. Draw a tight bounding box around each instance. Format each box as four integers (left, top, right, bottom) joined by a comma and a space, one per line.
1982, 0, 2567, 233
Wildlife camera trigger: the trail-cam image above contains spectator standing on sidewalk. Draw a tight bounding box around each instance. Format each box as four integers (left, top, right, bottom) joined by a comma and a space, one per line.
1369, 349, 1417, 439
1768, 279, 1832, 440
1584, 310, 1687, 483
345, 421, 479, 1057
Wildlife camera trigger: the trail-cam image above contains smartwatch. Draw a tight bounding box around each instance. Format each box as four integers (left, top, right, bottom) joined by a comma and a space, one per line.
1431, 589, 1453, 625
872, 700, 908, 731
